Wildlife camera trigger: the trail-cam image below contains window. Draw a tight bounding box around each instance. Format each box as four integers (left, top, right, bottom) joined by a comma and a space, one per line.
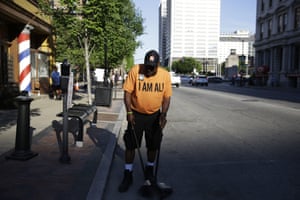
278, 47, 283, 72
295, 7, 300, 29
261, 0, 265, 12
278, 13, 287, 33
268, 19, 272, 37
269, 0, 272, 8
295, 46, 300, 72
278, 15, 283, 32
260, 22, 264, 39
284, 13, 288, 30
260, 0, 265, 12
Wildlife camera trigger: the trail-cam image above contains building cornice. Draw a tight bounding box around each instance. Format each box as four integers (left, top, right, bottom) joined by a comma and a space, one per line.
0, 0, 52, 34
254, 30, 300, 48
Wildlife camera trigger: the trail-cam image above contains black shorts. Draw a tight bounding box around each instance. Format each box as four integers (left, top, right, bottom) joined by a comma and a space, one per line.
123, 110, 162, 151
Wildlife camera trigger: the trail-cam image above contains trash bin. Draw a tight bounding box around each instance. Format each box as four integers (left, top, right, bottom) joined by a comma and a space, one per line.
95, 82, 112, 106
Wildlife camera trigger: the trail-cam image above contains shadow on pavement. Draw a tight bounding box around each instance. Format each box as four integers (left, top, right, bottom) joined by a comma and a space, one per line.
0, 121, 115, 200
197, 83, 300, 104
87, 126, 113, 149
0, 109, 17, 132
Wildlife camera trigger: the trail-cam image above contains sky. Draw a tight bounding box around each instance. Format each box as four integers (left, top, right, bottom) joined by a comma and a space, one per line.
132, 0, 257, 63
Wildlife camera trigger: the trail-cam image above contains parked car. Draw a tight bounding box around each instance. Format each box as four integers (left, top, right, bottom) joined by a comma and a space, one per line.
170, 72, 181, 87
191, 75, 208, 86
208, 76, 223, 83
180, 75, 193, 84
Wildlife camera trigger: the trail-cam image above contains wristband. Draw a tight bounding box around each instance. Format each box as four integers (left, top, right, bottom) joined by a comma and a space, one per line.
127, 111, 133, 115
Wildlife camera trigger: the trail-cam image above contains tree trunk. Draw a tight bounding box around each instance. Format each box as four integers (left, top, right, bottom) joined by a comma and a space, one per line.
84, 34, 92, 105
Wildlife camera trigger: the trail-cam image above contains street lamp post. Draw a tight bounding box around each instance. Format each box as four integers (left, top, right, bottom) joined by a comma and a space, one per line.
205, 60, 208, 74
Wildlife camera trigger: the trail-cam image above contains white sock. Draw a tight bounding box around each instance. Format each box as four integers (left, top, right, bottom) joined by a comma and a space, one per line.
125, 164, 133, 171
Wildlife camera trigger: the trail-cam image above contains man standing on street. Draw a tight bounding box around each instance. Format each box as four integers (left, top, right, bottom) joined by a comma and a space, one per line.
118, 50, 172, 192
51, 65, 61, 100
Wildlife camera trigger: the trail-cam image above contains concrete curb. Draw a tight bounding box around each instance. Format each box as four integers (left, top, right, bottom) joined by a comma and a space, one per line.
86, 103, 125, 200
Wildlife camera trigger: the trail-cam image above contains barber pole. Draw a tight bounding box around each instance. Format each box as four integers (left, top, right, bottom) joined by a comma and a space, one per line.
18, 26, 33, 94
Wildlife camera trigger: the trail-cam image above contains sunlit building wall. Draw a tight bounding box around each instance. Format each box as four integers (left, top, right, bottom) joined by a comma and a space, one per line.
219, 30, 255, 65
159, 0, 220, 71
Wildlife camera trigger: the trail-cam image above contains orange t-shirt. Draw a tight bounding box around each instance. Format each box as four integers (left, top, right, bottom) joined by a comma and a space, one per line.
123, 64, 172, 114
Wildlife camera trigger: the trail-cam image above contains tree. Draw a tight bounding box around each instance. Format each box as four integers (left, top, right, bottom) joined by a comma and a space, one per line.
38, 0, 143, 103
171, 57, 202, 74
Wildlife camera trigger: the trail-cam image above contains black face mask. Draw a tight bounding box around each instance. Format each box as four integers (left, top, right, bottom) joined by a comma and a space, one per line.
144, 65, 157, 77
145, 65, 155, 71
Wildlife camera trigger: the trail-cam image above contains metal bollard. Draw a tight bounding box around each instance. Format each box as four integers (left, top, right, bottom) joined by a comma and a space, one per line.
6, 94, 38, 160
59, 92, 71, 164
59, 67, 71, 164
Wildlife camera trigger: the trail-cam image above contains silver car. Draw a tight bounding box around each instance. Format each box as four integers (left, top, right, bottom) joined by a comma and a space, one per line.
191, 75, 208, 86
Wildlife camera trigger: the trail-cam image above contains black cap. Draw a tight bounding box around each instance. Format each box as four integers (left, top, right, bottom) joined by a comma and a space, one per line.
144, 50, 159, 68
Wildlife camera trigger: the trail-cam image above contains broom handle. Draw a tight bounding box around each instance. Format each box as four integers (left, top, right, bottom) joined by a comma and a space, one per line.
155, 127, 163, 182
131, 124, 145, 175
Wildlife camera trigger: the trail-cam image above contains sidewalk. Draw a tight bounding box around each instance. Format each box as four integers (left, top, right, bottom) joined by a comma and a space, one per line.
0, 88, 125, 200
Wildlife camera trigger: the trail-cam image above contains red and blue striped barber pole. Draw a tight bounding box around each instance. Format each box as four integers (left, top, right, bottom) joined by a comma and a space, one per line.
18, 26, 32, 94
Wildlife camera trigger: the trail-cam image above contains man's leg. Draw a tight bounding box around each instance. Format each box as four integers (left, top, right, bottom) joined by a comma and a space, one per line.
147, 149, 157, 163
52, 86, 56, 99
57, 88, 62, 99
118, 149, 135, 192
145, 149, 157, 182
125, 149, 135, 172
119, 117, 142, 192
144, 112, 161, 182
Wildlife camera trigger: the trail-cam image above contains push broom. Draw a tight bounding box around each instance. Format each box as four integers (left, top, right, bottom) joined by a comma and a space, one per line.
131, 124, 173, 198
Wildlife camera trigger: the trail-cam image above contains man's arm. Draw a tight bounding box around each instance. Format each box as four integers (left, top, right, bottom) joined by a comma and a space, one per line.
124, 91, 132, 112
161, 96, 171, 114
124, 91, 134, 124
160, 96, 171, 129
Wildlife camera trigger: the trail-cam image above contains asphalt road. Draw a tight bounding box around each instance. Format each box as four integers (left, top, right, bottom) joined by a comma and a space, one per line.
103, 84, 300, 200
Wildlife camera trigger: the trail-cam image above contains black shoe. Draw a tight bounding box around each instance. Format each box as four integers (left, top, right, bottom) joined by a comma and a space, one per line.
118, 170, 133, 192
144, 166, 154, 182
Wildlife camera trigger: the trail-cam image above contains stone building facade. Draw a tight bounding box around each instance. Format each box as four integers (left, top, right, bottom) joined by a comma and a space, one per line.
255, 0, 300, 88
